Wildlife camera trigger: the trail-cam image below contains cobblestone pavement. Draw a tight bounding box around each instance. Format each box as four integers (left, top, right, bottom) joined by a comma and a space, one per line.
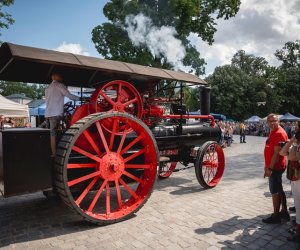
0, 135, 299, 249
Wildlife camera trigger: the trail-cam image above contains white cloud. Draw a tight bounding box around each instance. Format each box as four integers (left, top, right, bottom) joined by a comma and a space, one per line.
54, 42, 90, 56
192, 0, 300, 75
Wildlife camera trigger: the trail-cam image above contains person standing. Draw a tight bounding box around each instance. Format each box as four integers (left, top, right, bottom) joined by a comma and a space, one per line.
45, 71, 80, 157
279, 131, 300, 241
0, 114, 5, 129
239, 122, 246, 143
262, 113, 289, 223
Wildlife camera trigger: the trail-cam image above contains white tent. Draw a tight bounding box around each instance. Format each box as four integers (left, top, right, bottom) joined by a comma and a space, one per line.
0, 94, 29, 117
245, 115, 261, 122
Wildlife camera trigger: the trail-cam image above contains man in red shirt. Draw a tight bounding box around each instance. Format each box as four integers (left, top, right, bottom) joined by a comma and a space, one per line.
263, 114, 289, 223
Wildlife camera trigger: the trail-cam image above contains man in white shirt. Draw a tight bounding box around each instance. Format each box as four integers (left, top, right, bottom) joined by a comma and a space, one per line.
45, 72, 80, 156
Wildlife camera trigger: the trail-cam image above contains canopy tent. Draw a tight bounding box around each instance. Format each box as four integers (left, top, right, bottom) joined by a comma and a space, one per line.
0, 94, 29, 117
210, 113, 226, 121
245, 115, 261, 122
260, 114, 283, 122
279, 112, 300, 121
30, 92, 90, 116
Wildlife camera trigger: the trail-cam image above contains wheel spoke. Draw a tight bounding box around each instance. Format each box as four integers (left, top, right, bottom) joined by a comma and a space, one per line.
75, 177, 99, 205
206, 165, 211, 183
125, 164, 150, 169
109, 119, 119, 150
106, 183, 111, 215
95, 121, 110, 153
120, 134, 143, 155
117, 128, 129, 154
123, 170, 143, 183
83, 130, 102, 155
67, 163, 97, 169
72, 145, 101, 162
115, 179, 123, 209
119, 178, 139, 200
122, 98, 138, 108
117, 82, 123, 103
124, 148, 145, 163
68, 171, 101, 187
87, 179, 108, 212
99, 90, 115, 106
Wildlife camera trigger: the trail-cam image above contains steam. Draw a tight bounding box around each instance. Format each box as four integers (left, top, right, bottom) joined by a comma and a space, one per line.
125, 13, 186, 69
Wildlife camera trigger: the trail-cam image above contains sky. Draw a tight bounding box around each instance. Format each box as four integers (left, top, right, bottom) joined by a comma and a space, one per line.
1, 0, 300, 76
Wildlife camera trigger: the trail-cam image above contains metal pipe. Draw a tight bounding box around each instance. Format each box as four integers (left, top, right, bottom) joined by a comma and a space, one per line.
161, 114, 216, 127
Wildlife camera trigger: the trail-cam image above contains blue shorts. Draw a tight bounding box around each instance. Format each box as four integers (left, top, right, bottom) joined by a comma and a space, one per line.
269, 170, 284, 194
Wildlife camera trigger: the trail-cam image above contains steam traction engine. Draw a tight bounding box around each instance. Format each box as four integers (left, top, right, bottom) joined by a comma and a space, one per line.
0, 43, 225, 225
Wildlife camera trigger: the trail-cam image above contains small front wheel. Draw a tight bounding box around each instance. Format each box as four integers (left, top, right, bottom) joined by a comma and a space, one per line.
158, 162, 177, 179
195, 141, 225, 189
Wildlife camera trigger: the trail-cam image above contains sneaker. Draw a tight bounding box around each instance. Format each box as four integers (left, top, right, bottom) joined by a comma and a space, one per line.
262, 214, 281, 224
279, 211, 290, 221
288, 227, 297, 234
289, 206, 296, 212
243, 141, 247, 143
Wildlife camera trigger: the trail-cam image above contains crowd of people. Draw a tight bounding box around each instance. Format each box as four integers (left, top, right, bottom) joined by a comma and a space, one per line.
0, 114, 16, 128
217, 120, 299, 148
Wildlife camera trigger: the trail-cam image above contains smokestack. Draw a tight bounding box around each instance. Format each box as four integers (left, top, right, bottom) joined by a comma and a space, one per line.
200, 87, 211, 115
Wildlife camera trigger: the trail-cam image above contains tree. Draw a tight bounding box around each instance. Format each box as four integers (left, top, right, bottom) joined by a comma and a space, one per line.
275, 40, 300, 69
92, 0, 241, 75
183, 86, 199, 111
273, 40, 300, 115
206, 65, 252, 120
206, 50, 282, 120
0, 0, 14, 40
0, 81, 46, 99
231, 50, 269, 77
274, 67, 300, 116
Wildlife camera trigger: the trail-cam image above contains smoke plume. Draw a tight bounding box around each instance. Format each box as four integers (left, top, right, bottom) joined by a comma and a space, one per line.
125, 13, 186, 69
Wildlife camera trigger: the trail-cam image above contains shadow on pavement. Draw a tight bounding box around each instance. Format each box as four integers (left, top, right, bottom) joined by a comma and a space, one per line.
0, 193, 95, 247
194, 215, 299, 249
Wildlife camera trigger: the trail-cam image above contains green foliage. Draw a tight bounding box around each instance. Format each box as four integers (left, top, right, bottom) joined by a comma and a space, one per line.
0, 0, 14, 39
231, 50, 269, 76
274, 67, 300, 116
183, 86, 200, 111
92, 0, 241, 75
206, 51, 281, 120
205, 43, 300, 120
0, 81, 46, 99
275, 40, 300, 69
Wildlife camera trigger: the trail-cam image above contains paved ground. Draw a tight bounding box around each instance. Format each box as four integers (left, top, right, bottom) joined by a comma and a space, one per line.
0, 135, 299, 249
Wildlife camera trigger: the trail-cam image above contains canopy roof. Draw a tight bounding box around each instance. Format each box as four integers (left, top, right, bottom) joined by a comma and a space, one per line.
279, 112, 300, 121
0, 94, 29, 117
245, 115, 261, 122
0, 43, 206, 88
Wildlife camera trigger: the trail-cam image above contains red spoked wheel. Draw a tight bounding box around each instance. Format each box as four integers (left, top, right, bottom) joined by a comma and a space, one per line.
90, 80, 143, 117
195, 141, 225, 189
54, 112, 158, 225
158, 162, 177, 179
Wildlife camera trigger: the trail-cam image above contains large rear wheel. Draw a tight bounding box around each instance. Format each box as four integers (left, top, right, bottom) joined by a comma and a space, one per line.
54, 112, 158, 225
195, 141, 225, 189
